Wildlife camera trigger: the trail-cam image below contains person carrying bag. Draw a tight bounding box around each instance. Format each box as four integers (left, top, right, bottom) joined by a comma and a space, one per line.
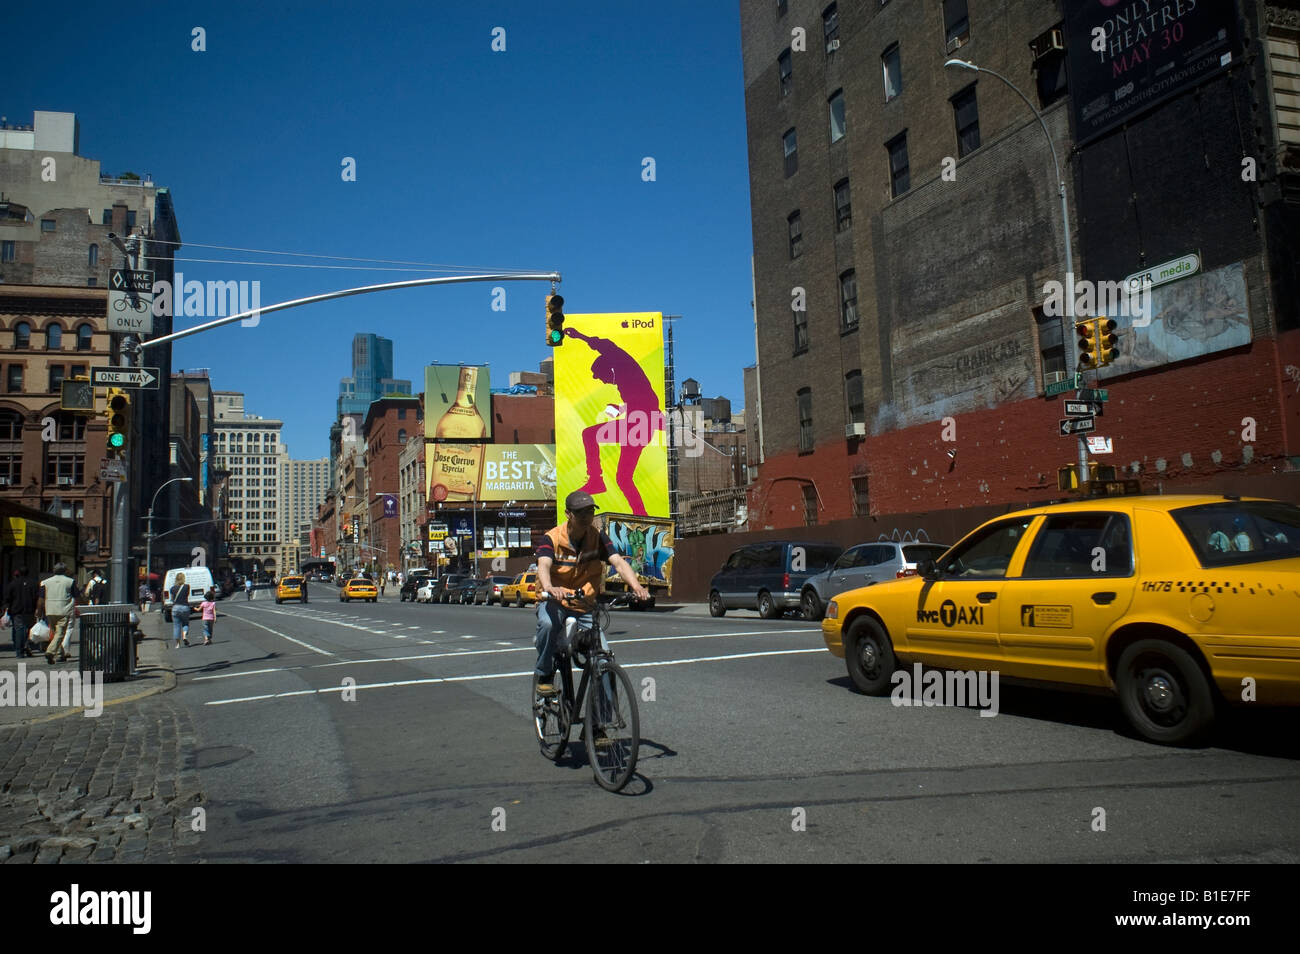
169, 572, 193, 648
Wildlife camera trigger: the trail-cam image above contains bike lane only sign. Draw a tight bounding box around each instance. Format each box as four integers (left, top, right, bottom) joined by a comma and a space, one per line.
108, 268, 154, 334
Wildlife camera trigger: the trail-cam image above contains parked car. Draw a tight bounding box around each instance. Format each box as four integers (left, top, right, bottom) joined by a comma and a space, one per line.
431, 574, 468, 604
822, 493, 1300, 745
340, 578, 379, 603
707, 541, 842, 619
501, 571, 541, 607
474, 575, 515, 605
415, 580, 437, 603
401, 570, 432, 602
454, 578, 483, 604
800, 540, 951, 620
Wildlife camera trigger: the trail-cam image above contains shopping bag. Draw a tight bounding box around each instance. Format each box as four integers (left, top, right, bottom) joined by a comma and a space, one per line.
29, 619, 50, 644
0, 611, 10, 630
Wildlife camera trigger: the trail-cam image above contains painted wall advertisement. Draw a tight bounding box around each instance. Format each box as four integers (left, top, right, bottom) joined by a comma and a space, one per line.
554, 313, 668, 518
1065, 0, 1237, 146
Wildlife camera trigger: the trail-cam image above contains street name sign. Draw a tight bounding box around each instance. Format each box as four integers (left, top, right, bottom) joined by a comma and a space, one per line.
1060, 416, 1097, 436
1064, 400, 1104, 417
107, 268, 155, 334
1045, 373, 1082, 398
91, 367, 160, 388
1076, 387, 1109, 402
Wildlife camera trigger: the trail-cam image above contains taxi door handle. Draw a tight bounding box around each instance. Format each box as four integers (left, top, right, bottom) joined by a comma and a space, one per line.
1092, 591, 1117, 605
976, 592, 997, 603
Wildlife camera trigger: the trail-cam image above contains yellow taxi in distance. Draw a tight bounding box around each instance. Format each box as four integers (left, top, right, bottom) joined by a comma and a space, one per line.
822, 494, 1300, 745
340, 578, 379, 603
276, 576, 306, 604
501, 571, 540, 607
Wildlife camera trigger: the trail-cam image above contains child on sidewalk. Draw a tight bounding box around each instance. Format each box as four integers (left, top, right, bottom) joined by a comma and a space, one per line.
200, 589, 217, 645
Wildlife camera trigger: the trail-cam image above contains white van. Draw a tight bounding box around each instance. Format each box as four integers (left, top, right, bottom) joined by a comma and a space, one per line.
163, 567, 215, 621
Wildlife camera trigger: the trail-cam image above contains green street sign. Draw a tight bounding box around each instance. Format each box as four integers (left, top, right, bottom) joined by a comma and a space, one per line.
1076, 387, 1109, 402
1045, 373, 1081, 398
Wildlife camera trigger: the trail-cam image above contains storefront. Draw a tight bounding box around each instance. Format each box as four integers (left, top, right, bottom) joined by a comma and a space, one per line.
0, 500, 79, 582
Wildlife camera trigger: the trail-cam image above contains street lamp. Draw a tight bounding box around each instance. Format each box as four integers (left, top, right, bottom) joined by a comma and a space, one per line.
144, 476, 193, 604
944, 58, 1087, 476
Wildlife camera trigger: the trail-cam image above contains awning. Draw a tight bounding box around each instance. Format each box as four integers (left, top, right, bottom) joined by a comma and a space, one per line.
0, 516, 77, 554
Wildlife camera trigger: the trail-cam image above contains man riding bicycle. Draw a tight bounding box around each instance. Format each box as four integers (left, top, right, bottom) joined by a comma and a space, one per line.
535, 490, 650, 695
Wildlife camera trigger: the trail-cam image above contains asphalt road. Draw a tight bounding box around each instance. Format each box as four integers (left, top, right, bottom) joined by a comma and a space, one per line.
165, 591, 1300, 863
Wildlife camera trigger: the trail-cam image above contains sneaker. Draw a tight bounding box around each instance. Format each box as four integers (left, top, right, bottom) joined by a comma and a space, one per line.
182, 638, 190, 647
203, 638, 212, 645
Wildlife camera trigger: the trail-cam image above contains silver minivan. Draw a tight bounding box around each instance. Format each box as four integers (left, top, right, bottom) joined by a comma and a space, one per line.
799, 541, 950, 620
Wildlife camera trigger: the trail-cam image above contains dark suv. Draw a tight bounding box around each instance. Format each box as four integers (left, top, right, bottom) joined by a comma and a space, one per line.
707, 541, 842, 618
430, 574, 467, 604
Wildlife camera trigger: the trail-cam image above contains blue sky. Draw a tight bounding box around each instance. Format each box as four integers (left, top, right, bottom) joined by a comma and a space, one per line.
5, 0, 755, 459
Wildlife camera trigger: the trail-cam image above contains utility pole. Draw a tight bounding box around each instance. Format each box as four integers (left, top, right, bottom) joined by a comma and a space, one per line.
108, 232, 140, 605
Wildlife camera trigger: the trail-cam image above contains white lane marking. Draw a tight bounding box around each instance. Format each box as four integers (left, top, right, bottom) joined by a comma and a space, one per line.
407, 625, 421, 630
460, 634, 474, 639
193, 666, 304, 681
496, 641, 513, 646
222, 614, 334, 657
204, 648, 824, 705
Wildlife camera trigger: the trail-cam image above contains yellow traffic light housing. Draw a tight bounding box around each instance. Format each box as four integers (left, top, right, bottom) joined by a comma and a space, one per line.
1076, 319, 1099, 370
105, 388, 131, 455
545, 294, 565, 347
1096, 317, 1118, 367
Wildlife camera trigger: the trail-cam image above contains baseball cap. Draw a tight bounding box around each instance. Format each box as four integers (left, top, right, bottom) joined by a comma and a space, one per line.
565, 490, 599, 512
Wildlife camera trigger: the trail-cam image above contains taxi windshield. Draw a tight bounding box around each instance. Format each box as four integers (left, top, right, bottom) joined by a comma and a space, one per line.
1171, 501, 1300, 567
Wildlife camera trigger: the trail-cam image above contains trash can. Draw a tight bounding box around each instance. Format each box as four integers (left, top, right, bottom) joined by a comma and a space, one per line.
78, 603, 135, 683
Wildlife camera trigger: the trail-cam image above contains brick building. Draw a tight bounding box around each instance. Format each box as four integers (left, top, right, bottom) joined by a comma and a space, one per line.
362, 396, 422, 573
739, 0, 1300, 532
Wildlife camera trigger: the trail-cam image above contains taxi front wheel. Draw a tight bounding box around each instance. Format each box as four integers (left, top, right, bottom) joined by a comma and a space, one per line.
1117, 640, 1216, 746
845, 617, 896, 696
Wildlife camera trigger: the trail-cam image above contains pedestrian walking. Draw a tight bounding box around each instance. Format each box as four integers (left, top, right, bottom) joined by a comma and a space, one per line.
245, 577, 254, 600
138, 580, 152, 613
169, 572, 193, 648
301, 576, 309, 604
2, 566, 40, 658
199, 589, 217, 645
37, 563, 78, 664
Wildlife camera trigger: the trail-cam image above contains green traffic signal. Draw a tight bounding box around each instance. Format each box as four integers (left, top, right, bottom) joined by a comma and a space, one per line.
108, 432, 125, 449
547, 328, 563, 345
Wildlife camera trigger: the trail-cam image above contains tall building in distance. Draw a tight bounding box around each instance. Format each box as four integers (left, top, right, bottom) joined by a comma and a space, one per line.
278, 450, 329, 571
337, 333, 411, 417
212, 391, 283, 577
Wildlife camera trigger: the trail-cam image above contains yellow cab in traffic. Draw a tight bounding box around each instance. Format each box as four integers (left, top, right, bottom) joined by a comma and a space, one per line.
276, 576, 306, 604
340, 577, 379, 603
822, 493, 1300, 745
501, 571, 540, 607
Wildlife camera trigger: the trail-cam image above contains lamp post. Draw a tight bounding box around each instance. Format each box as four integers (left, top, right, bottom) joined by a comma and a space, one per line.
144, 476, 193, 603
944, 58, 1087, 477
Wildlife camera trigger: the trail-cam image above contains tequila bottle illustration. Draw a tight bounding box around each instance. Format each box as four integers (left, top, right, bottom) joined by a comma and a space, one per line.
428, 367, 486, 502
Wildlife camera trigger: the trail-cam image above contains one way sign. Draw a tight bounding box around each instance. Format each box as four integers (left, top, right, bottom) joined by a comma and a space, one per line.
91, 367, 160, 389
1063, 400, 1103, 417
1059, 416, 1096, 436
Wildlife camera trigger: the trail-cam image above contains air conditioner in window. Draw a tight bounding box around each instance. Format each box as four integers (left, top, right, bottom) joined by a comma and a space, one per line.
1030, 27, 1065, 62
57, 477, 73, 486
0, 476, 10, 486
826, 38, 840, 52
845, 422, 866, 438
946, 35, 966, 54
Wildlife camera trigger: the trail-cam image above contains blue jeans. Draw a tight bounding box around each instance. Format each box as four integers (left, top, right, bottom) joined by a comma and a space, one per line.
534, 599, 593, 679
10, 614, 30, 657
172, 607, 191, 643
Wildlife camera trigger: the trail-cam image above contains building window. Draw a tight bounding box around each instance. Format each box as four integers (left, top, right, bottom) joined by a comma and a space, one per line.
87, 277, 97, 287
0, 410, 21, 441
797, 388, 813, 453
88, 244, 98, 266
802, 484, 819, 525
6, 367, 21, 393
49, 366, 64, 392
1035, 307, 1067, 380
823, 3, 839, 53
845, 370, 864, 425
46, 324, 63, 350
882, 44, 903, 102
953, 85, 980, 157
840, 270, 858, 331
45, 453, 85, 487
1, 240, 14, 263
788, 211, 802, 259
125, 211, 136, 230
102, 209, 112, 225
14, 322, 30, 350
783, 128, 798, 177
852, 476, 870, 516
41, 219, 55, 232
944, 0, 970, 49
1036, 47, 1069, 108
76, 324, 93, 350
887, 133, 910, 197
828, 89, 846, 142
779, 49, 793, 97
397, 408, 406, 420
70, 364, 85, 378
793, 306, 809, 353
0, 451, 20, 485
55, 414, 86, 441
834, 179, 851, 231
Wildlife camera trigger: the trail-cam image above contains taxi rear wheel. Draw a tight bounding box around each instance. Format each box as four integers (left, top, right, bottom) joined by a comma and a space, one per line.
845, 617, 896, 696
1116, 640, 1215, 746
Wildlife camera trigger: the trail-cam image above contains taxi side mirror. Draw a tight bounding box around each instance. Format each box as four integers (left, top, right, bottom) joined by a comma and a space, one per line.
919, 559, 939, 582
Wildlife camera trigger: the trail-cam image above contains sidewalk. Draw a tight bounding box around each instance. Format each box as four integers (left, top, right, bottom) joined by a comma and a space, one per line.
0, 607, 176, 727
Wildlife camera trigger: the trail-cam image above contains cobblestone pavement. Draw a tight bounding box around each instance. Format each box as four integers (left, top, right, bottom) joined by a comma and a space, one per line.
0, 695, 205, 863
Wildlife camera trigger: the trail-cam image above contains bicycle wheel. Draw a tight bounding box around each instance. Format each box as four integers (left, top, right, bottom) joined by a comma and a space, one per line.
584, 659, 639, 792
533, 674, 568, 762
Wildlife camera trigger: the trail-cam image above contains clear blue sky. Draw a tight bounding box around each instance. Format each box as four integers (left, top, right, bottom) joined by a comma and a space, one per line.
5, 0, 755, 459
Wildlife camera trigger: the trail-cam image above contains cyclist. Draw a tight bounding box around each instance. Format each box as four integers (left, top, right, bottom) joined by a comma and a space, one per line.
534, 490, 649, 695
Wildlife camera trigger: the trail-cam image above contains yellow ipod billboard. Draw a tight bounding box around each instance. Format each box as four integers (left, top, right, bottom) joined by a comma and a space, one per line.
554, 313, 667, 518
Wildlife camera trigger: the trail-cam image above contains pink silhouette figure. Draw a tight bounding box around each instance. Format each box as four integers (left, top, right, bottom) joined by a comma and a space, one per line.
565, 326, 663, 516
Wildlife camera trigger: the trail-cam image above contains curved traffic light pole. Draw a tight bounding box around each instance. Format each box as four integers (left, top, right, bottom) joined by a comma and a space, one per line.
108, 272, 561, 604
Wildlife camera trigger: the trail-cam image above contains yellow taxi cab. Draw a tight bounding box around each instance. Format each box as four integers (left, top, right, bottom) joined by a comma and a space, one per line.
821, 493, 1300, 745
340, 577, 379, 603
501, 571, 540, 607
276, 576, 306, 604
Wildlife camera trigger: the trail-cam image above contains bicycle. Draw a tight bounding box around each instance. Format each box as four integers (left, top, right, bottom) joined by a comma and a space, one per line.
532, 594, 640, 792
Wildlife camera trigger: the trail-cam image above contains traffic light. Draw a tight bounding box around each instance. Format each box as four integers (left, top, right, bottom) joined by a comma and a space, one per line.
229, 522, 239, 539
1076, 319, 1099, 371
105, 388, 131, 454
1096, 317, 1118, 367
545, 294, 565, 347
